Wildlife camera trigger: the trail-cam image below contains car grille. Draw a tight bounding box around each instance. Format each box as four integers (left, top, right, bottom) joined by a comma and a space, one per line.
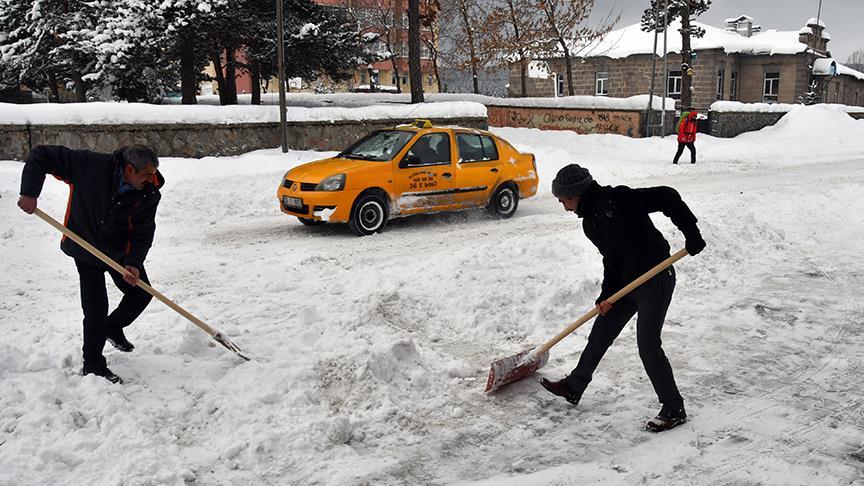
282, 179, 319, 191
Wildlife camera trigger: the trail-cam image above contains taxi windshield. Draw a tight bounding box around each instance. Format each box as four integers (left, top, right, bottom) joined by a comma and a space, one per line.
337, 130, 415, 161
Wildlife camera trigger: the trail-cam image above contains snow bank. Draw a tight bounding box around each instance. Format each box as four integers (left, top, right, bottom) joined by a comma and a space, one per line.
710, 101, 864, 113
0, 101, 487, 126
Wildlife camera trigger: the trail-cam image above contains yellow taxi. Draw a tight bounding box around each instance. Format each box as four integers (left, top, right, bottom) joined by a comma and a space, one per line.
277, 120, 538, 236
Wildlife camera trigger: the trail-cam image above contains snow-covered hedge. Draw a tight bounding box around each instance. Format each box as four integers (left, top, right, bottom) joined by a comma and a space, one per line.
0, 101, 488, 126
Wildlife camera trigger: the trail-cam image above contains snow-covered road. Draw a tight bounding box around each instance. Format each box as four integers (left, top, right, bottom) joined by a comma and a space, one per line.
1, 106, 863, 485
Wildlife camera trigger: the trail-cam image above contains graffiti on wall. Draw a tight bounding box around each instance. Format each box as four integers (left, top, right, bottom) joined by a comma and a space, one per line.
488, 106, 641, 137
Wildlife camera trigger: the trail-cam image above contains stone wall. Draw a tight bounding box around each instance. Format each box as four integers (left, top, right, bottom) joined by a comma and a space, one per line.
709, 110, 864, 138
1, 116, 487, 161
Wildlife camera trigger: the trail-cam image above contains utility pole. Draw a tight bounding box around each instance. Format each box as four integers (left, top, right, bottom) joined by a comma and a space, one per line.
275, 0, 288, 152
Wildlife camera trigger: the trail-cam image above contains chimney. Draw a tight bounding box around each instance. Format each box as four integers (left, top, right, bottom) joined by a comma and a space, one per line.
803, 18, 830, 55
725, 15, 756, 38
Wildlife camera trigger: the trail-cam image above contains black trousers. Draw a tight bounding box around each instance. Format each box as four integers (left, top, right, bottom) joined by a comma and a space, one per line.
75, 259, 152, 368
564, 267, 683, 408
673, 142, 696, 164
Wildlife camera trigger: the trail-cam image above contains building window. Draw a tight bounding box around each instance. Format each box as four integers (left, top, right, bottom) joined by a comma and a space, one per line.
731, 71, 738, 101
763, 72, 780, 102
716, 69, 725, 100
668, 70, 682, 99
556, 73, 565, 97
392, 72, 398, 85
401, 75, 407, 85
427, 75, 433, 86
360, 73, 367, 84
595, 71, 609, 96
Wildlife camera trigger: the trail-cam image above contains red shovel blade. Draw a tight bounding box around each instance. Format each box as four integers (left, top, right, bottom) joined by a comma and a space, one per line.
484, 347, 550, 392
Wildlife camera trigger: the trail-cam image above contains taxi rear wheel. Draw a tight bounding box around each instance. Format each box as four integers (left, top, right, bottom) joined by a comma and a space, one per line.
298, 217, 325, 226
349, 193, 389, 236
487, 183, 519, 219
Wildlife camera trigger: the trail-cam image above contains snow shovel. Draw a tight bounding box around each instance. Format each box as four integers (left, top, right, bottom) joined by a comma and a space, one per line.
484, 248, 689, 392
33, 208, 249, 361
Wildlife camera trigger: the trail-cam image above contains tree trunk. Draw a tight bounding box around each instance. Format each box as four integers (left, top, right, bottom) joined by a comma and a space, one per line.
179, 32, 198, 105
561, 42, 573, 96
507, 0, 527, 97
72, 71, 87, 102
47, 71, 60, 102
459, 3, 480, 94
408, 0, 424, 103
680, 1, 693, 109
251, 58, 261, 105
224, 46, 238, 105
388, 34, 401, 94
210, 48, 228, 105
519, 59, 527, 97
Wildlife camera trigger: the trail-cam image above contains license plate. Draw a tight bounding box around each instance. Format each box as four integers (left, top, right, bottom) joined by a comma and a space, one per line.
282, 196, 303, 209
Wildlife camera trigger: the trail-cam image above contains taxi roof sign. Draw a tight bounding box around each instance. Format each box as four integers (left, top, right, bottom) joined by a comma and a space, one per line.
412, 119, 433, 128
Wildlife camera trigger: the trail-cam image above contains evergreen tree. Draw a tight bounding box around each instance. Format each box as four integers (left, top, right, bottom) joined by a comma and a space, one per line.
641, 0, 712, 109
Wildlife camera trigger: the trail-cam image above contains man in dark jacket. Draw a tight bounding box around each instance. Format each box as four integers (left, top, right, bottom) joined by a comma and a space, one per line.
17, 145, 164, 384
540, 164, 705, 432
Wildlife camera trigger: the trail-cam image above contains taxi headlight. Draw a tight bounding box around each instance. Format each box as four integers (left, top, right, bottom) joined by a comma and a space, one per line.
316, 174, 346, 191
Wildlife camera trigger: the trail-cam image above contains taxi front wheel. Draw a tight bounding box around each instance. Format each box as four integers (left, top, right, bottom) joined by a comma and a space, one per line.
487, 184, 519, 219
349, 193, 389, 236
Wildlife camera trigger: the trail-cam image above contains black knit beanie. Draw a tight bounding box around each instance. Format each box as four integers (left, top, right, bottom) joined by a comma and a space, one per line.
551, 164, 593, 198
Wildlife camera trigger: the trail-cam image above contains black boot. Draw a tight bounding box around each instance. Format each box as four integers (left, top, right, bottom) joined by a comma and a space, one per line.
646, 405, 687, 432
106, 328, 134, 353
539, 378, 584, 405
82, 364, 124, 384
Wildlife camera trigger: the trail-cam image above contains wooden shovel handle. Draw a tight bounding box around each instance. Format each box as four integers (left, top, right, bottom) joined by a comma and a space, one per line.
33, 208, 219, 338
535, 248, 689, 356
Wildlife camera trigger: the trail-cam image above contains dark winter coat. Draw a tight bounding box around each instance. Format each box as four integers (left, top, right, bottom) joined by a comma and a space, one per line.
575, 182, 701, 303
20, 145, 164, 269
677, 112, 698, 144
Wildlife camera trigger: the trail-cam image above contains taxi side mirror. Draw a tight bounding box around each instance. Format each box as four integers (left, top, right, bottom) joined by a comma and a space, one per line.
400, 155, 420, 168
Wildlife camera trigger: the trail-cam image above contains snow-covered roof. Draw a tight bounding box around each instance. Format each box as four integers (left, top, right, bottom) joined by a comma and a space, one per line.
821, 31, 831, 40
806, 18, 827, 28
836, 62, 864, 81
799, 26, 812, 35
571, 20, 810, 59
725, 15, 754, 23
812, 58, 864, 81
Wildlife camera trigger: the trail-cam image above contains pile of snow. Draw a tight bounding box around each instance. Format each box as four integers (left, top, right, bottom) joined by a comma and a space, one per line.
711, 101, 864, 113
0, 101, 487, 126
575, 20, 809, 59
1, 105, 863, 485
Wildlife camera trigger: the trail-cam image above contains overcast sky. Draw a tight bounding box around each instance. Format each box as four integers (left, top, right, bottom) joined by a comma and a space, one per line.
590, 0, 864, 62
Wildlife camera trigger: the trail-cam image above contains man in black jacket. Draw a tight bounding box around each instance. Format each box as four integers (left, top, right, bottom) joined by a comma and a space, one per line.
540, 164, 705, 432
18, 145, 164, 384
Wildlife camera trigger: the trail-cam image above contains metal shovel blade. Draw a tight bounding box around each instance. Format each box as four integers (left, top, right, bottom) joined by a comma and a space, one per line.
212, 332, 250, 361
484, 347, 550, 392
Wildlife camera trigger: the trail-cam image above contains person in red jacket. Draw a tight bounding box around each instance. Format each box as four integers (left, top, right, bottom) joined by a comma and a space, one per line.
673, 111, 698, 165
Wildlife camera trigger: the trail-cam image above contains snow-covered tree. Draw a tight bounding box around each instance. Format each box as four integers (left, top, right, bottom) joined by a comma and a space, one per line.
641, 0, 712, 109
155, 0, 229, 104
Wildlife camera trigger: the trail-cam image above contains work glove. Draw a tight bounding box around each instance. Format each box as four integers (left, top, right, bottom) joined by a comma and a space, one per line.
685, 233, 706, 256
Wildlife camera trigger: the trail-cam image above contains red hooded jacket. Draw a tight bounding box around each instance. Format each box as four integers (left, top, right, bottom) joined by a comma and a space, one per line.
677, 112, 698, 144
